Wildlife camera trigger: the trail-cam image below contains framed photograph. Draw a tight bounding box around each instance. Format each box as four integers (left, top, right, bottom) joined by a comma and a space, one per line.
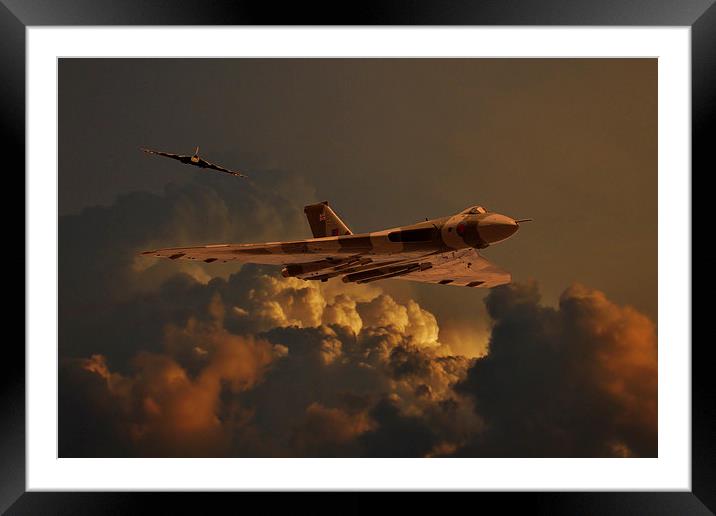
6, 1, 710, 513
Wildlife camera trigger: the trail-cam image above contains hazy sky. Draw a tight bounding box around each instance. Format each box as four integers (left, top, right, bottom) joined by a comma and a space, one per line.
58, 59, 657, 458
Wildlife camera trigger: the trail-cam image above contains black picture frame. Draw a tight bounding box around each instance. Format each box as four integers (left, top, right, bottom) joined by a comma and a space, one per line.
4, 1, 709, 514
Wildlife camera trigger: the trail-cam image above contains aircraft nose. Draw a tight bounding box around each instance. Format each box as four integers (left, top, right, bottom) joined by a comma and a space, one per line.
477, 213, 519, 244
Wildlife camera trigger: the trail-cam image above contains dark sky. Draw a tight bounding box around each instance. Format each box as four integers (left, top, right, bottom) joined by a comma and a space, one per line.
58, 59, 657, 458
59, 58, 656, 319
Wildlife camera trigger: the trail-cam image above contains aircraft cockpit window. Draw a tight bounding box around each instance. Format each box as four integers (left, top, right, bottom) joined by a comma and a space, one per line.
465, 206, 487, 214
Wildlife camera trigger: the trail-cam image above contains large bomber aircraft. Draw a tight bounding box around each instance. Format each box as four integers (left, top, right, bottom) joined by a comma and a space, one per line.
141, 146, 247, 178
142, 202, 529, 288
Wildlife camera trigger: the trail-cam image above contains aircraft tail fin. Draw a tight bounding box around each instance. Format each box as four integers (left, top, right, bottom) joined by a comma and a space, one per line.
304, 201, 353, 238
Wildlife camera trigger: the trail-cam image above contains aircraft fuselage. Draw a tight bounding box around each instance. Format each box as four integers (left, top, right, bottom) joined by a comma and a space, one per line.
279, 210, 520, 280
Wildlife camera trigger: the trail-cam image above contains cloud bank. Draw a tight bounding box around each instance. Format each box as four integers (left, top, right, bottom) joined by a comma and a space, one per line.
456, 281, 657, 457
59, 177, 657, 457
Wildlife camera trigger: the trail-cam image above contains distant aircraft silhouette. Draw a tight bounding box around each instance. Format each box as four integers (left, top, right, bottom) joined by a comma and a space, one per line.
141, 146, 247, 178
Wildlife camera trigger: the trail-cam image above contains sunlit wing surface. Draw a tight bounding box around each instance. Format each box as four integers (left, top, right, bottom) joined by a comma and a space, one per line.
142, 236, 425, 266
142, 241, 509, 287
395, 248, 511, 288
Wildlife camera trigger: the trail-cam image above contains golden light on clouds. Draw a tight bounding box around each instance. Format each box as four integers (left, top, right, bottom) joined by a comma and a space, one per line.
63, 270, 656, 458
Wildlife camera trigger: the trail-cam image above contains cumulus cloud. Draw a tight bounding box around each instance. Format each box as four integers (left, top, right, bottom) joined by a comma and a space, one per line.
62, 317, 281, 457
288, 403, 375, 457
59, 171, 313, 362
60, 273, 477, 457
455, 281, 657, 457
358, 296, 440, 349
437, 322, 491, 359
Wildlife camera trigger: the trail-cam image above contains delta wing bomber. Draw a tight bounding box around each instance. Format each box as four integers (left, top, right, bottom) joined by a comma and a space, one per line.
142, 146, 247, 178
142, 202, 530, 287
